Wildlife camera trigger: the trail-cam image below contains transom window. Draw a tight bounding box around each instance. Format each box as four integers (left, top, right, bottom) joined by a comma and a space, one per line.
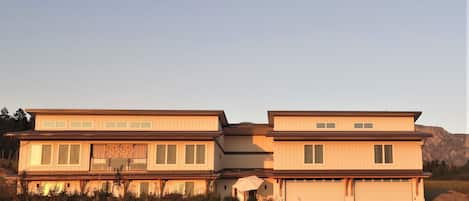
316, 123, 335, 128
374, 144, 393, 164
70, 121, 93, 128
105, 121, 152, 129
58, 144, 81, 165
354, 122, 374, 128
156, 144, 177, 165
185, 144, 206, 164
42, 120, 66, 128
304, 144, 324, 164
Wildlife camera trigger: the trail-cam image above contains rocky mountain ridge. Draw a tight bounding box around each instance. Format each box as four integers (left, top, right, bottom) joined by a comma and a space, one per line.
418, 125, 469, 167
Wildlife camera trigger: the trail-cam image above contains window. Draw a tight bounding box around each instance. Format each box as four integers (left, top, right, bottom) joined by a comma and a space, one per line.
58, 144, 80, 165
316, 122, 335, 128
185, 144, 206, 164
355, 122, 374, 128
130, 121, 152, 129
42, 120, 66, 128
374, 144, 393, 164
156, 144, 176, 165
105, 121, 152, 129
304, 144, 324, 164
70, 121, 93, 128
31, 144, 52, 165
139, 182, 149, 196
184, 182, 194, 196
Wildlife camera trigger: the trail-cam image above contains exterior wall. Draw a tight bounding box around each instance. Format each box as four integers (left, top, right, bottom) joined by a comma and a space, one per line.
273, 116, 415, 131
19, 140, 215, 172
223, 154, 273, 169
214, 138, 224, 171
223, 136, 273, 152
19, 141, 91, 172
274, 141, 423, 170
35, 115, 220, 131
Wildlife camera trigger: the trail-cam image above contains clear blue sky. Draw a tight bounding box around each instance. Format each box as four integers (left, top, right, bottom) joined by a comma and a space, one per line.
0, 0, 466, 132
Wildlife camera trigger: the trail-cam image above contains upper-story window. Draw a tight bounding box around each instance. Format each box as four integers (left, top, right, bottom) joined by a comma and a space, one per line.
374, 144, 393, 164
185, 144, 206, 164
354, 122, 374, 128
31, 144, 52, 165
105, 121, 152, 129
304, 144, 324, 164
316, 123, 335, 128
42, 120, 66, 129
70, 121, 93, 129
156, 144, 177, 165
58, 144, 80, 165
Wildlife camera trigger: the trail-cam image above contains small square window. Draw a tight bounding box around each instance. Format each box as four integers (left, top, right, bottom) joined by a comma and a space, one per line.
316, 123, 325, 128
364, 123, 373, 128
354, 123, 363, 128
326, 123, 335, 128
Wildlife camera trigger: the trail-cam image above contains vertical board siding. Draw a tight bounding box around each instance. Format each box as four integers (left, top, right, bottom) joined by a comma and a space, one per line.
223, 136, 273, 152
274, 141, 422, 170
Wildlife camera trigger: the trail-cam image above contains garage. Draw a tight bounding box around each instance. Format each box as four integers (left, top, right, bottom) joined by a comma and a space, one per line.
354, 179, 413, 201
286, 179, 345, 201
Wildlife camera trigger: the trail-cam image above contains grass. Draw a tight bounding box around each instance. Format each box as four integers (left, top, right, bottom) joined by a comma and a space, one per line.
425, 180, 469, 201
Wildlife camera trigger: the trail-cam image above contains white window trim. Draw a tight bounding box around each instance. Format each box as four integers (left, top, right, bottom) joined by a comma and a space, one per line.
155, 144, 177, 166
183, 143, 207, 166
57, 143, 81, 166
303, 144, 325, 165
373, 144, 394, 165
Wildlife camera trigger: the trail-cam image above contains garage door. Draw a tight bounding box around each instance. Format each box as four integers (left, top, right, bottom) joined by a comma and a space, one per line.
355, 179, 412, 201
286, 179, 345, 201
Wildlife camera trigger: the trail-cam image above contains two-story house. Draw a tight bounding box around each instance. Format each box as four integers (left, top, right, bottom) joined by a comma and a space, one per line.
8, 109, 431, 201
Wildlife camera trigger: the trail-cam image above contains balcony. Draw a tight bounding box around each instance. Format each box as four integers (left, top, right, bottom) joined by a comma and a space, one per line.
90, 158, 147, 172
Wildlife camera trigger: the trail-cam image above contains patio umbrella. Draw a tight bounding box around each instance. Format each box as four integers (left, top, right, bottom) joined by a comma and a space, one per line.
232, 176, 264, 192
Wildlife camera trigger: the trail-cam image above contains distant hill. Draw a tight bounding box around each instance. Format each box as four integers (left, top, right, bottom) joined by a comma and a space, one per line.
418, 125, 469, 167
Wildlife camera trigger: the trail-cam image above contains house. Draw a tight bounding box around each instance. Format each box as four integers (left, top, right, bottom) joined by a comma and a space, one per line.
7, 109, 432, 201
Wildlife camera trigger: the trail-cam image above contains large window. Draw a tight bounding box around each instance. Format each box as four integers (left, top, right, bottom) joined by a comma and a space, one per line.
156, 144, 177, 165
31, 144, 52, 165
58, 144, 80, 165
185, 144, 206, 164
304, 144, 324, 164
374, 144, 393, 164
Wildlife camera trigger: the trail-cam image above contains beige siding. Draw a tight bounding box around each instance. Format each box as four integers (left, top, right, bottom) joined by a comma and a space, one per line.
223, 136, 273, 152
274, 141, 423, 170
273, 116, 415, 131
223, 154, 273, 169
19, 141, 90, 172
35, 115, 220, 131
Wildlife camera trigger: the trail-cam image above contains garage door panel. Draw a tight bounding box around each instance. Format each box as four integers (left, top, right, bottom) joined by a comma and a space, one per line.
355, 180, 412, 201
286, 180, 345, 201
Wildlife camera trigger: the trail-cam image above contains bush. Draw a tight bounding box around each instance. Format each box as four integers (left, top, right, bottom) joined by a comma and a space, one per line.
223, 196, 239, 201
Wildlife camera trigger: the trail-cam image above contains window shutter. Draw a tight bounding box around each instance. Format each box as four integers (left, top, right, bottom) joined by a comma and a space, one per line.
196, 145, 205, 164
167, 145, 177, 164
41, 145, 52, 165
374, 145, 383, 163
185, 145, 195, 164
384, 145, 393, 163
304, 145, 313, 164
314, 145, 324, 164
156, 145, 166, 164
70, 145, 80, 164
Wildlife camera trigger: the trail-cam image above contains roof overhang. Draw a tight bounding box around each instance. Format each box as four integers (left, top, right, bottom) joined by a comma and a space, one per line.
268, 110, 422, 126
26, 108, 229, 127
5, 130, 222, 140
267, 131, 432, 141
19, 171, 219, 181
273, 170, 431, 178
